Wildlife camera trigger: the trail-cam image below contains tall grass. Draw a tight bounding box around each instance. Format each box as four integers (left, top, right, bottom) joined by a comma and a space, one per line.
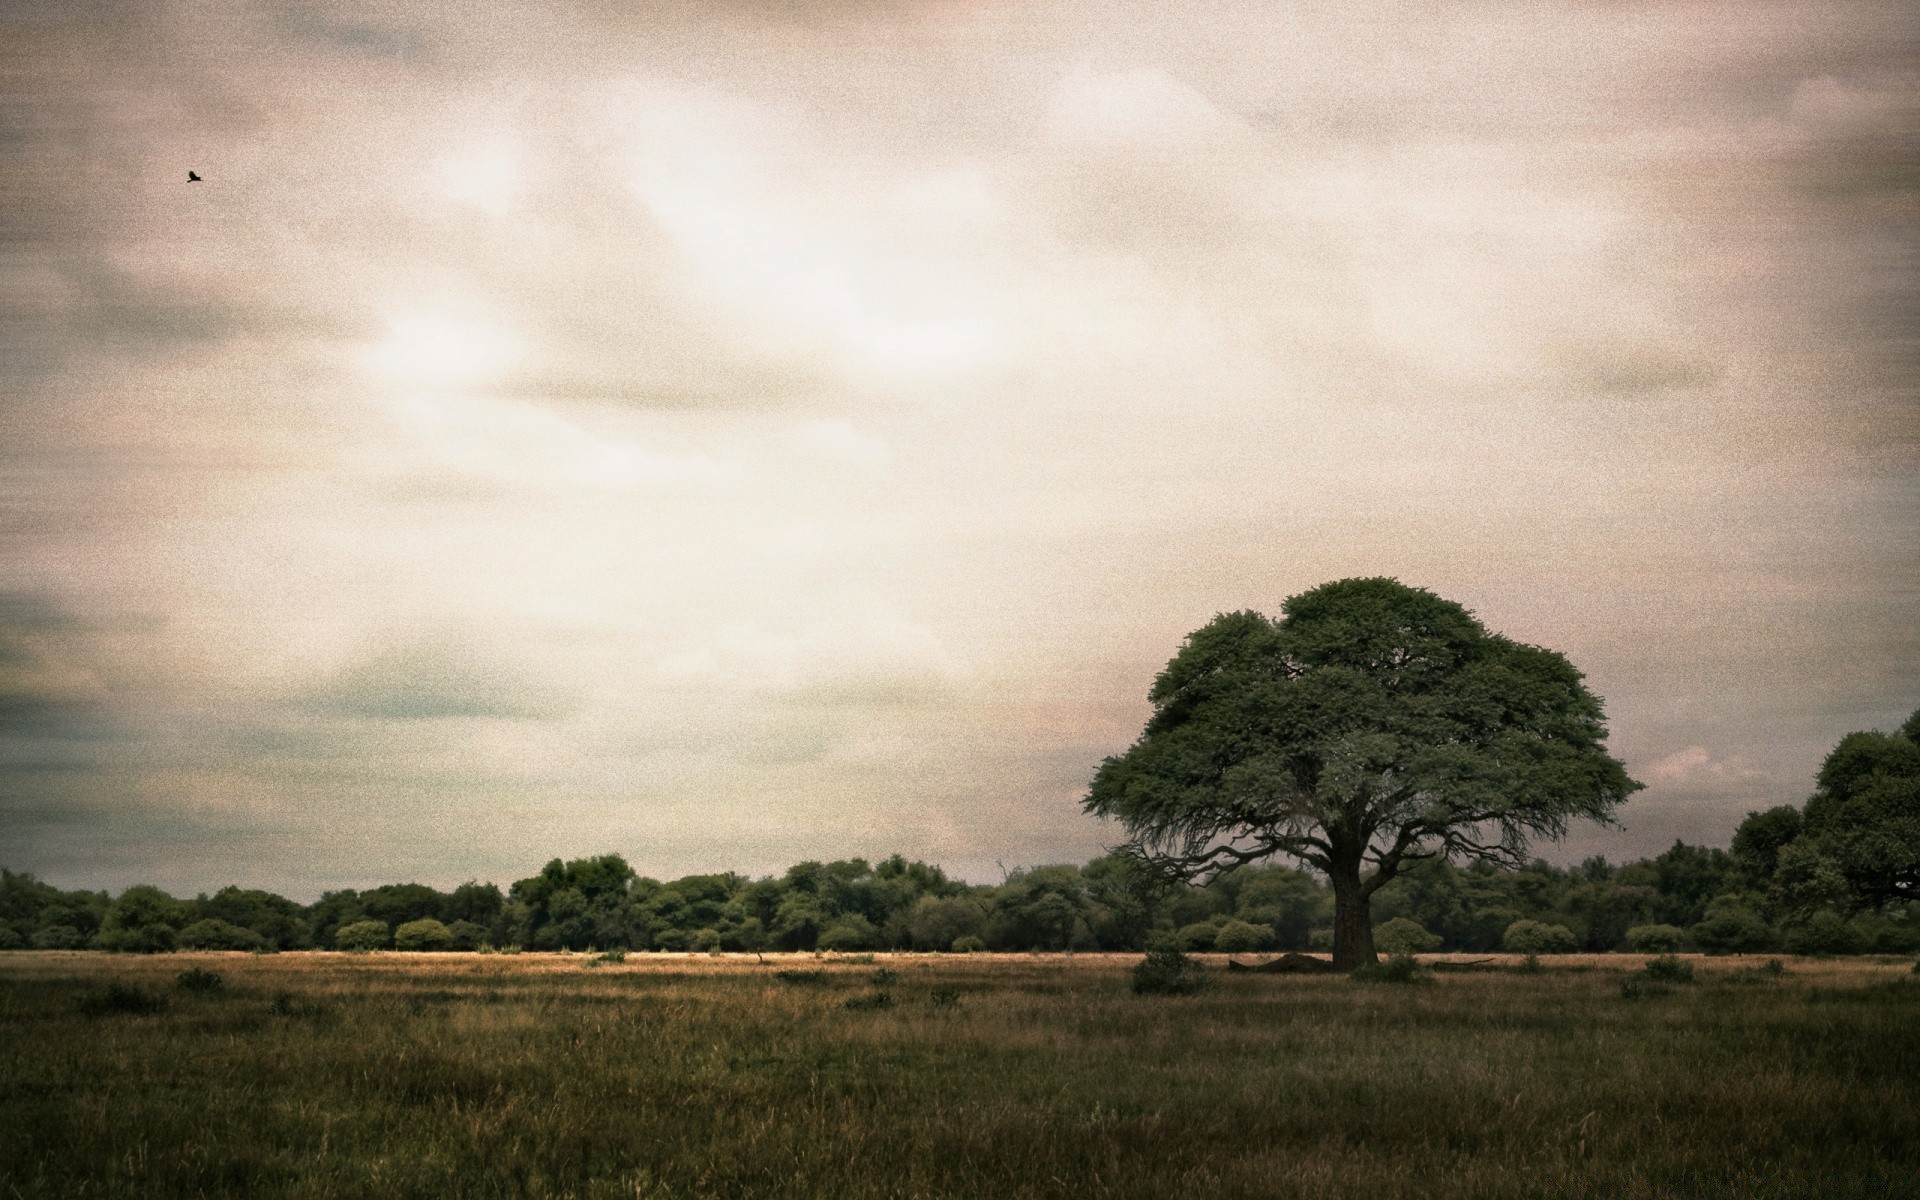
2, 952, 1915, 1199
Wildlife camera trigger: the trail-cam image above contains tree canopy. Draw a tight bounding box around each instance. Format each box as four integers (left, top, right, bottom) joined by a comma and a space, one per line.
1085, 577, 1640, 966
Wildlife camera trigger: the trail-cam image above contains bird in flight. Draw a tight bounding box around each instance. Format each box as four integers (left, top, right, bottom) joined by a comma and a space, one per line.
187, 170, 202, 182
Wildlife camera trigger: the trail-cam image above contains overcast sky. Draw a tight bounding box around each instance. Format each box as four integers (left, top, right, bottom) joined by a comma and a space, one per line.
2, 0, 1914, 898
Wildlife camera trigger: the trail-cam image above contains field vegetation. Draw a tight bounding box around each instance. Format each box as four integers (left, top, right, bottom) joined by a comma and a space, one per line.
3, 950, 1916, 1199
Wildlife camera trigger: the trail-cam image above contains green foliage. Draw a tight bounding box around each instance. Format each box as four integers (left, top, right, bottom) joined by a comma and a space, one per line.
175, 967, 225, 994
950, 934, 985, 953
1086, 578, 1638, 968
1132, 943, 1204, 995
1643, 955, 1695, 983
394, 918, 455, 952
445, 919, 489, 950
1213, 919, 1274, 953
1174, 922, 1218, 952
30, 925, 84, 950
1783, 910, 1865, 955
1502, 919, 1578, 954
334, 920, 390, 951
1350, 953, 1428, 983
816, 914, 879, 952
1690, 897, 1773, 954
1372, 917, 1440, 955
1626, 924, 1685, 953
177, 918, 266, 952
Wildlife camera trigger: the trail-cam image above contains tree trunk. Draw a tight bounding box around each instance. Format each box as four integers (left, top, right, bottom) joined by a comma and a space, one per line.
1330, 868, 1376, 970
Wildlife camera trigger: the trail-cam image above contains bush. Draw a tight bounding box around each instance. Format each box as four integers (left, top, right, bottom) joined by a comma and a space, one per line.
79, 983, 168, 1016
334, 920, 390, 951
1502, 920, 1578, 955
1373, 918, 1441, 955
91, 924, 177, 954
950, 934, 986, 953
394, 918, 455, 951
1132, 944, 1204, 995
1626, 924, 1686, 954
177, 918, 266, 952
1619, 976, 1671, 999
1690, 898, 1773, 954
817, 915, 879, 952
446, 920, 490, 950
1308, 929, 1334, 951
30, 925, 86, 950
1175, 922, 1219, 952
1644, 955, 1694, 983
1784, 910, 1865, 956
175, 967, 225, 993
1214, 919, 1275, 953
842, 991, 892, 1011
0, 924, 23, 950
1351, 953, 1428, 984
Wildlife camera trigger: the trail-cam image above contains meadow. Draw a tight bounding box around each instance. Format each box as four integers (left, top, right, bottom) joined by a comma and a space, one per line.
1, 950, 1916, 1200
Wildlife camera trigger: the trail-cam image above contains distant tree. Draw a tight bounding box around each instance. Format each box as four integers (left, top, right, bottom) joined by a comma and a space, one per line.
1731, 807, 1805, 887
1796, 713, 1920, 909
445, 919, 490, 950
907, 895, 986, 951
1688, 896, 1773, 953
92, 886, 190, 953
394, 918, 455, 951
1175, 922, 1219, 951
816, 914, 880, 952
334, 920, 390, 951
1501, 919, 1578, 954
1625, 924, 1685, 953
1087, 579, 1639, 968
177, 918, 266, 952
1213, 918, 1275, 953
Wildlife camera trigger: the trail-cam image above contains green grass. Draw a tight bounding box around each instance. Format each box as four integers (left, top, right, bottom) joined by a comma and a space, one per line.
2, 952, 1916, 1199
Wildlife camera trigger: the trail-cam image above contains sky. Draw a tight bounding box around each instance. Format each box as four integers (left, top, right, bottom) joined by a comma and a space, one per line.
2, 0, 1915, 899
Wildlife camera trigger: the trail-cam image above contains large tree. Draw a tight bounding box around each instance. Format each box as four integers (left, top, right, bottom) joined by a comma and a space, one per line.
1085, 578, 1640, 968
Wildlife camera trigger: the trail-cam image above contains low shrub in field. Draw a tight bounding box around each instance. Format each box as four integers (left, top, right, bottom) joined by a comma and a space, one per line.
393, 918, 454, 952
177, 918, 266, 952
1175, 922, 1219, 952
1784, 910, 1865, 956
1619, 976, 1671, 999
1502, 920, 1578, 954
928, 988, 960, 1008
1515, 953, 1543, 974
1373, 918, 1441, 955
843, 991, 892, 1011
1644, 955, 1695, 983
1351, 953, 1428, 984
870, 968, 899, 987
775, 969, 828, 984
950, 935, 985, 953
90, 924, 177, 953
175, 967, 225, 994
1132, 944, 1204, 995
334, 920, 389, 951
592, 948, 627, 965
1214, 919, 1275, 953
1626, 924, 1686, 954
79, 983, 168, 1016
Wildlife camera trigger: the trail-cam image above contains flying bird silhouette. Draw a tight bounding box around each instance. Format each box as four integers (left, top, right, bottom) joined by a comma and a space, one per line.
187, 171, 201, 182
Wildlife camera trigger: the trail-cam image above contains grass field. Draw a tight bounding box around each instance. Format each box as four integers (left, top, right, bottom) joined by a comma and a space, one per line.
2, 950, 1916, 1200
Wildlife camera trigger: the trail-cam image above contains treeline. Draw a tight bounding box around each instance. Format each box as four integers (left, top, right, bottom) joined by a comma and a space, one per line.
6, 710, 1913, 958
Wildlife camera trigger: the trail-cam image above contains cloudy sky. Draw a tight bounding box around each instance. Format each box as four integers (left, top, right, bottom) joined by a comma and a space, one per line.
2, 0, 1914, 897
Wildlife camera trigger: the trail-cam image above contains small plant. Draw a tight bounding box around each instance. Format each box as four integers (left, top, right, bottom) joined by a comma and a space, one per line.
1764, 958, 1786, 976
870, 968, 899, 987
1132, 944, 1204, 995
842, 953, 877, 964
775, 969, 828, 985
270, 990, 297, 1016
1515, 953, 1543, 974
928, 988, 960, 1009
843, 991, 892, 1011
950, 935, 986, 953
593, 948, 627, 965
175, 967, 225, 994
1619, 976, 1671, 1000
1643, 955, 1695, 984
79, 983, 168, 1016
1351, 953, 1428, 984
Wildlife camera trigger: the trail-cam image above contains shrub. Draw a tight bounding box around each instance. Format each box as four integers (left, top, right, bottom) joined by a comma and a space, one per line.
1502, 920, 1578, 955
334, 920, 390, 951
1784, 910, 1865, 956
1515, 953, 1543, 974
1132, 944, 1204, 995
1619, 976, 1671, 999
91, 924, 176, 954
1175, 922, 1219, 952
1690, 897, 1773, 954
1214, 920, 1275, 953
1626, 924, 1686, 954
0, 924, 23, 950
774, 969, 827, 984
1643, 955, 1694, 983
446, 920, 490, 950
177, 918, 266, 952
950, 935, 986, 953
688, 927, 722, 952
1351, 953, 1428, 984
1308, 929, 1335, 950
394, 918, 455, 952
842, 991, 892, 1011
929, 988, 960, 1008
176, 967, 225, 994
593, 948, 627, 965
79, 983, 168, 1016
1373, 918, 1441, 955
817, 915, 879, 952
30, 925, 85, 950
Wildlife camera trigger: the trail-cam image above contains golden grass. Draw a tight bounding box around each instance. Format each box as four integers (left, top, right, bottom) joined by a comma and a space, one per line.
2, 951, 1915, 1199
